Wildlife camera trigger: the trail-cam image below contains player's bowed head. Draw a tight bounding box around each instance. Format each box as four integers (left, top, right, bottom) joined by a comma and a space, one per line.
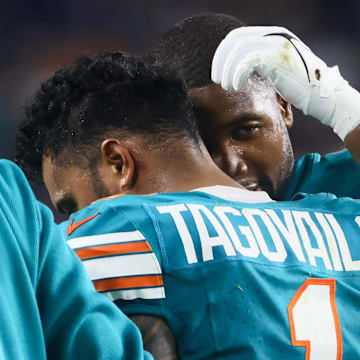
15, 52, 239, 215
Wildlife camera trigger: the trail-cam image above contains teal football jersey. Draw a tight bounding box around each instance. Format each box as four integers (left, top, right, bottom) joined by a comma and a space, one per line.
0, 160, 151, 360
63, 185, 360, 360
284, 149, 360, 200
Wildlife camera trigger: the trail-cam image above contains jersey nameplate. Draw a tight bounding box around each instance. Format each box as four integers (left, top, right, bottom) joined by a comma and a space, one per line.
146, 203, 360, 273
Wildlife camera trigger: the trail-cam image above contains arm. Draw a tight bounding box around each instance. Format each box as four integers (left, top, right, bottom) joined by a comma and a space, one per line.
63, 205, 173, 360
212, 26, 360, 162
36, 202, 151, 360
0, 161, 150, 360
131, 315, 178, 360
345, 123, 360, 164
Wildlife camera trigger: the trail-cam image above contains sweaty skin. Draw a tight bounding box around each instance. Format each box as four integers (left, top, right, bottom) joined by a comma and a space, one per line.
42, 156, 107, 215
188, 80, 294, 200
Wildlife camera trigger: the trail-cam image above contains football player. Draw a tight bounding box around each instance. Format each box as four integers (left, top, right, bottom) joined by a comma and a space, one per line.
154, 13, 360, 200
16, 52, 360, 359
0, 160, 151, 360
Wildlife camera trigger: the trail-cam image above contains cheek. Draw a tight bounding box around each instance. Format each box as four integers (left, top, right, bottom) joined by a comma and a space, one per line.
250, 101, 291, 163
259, 126, 294, 187
274, 120, 294, 165
208, 136, 240, 167
73, 176, 99, 209
265, 133, 287, 163
245, 128, 288, 174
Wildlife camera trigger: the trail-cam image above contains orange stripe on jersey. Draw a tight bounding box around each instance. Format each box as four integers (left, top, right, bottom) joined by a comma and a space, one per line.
92, 193, 125, 204
75, 241, 152, 260
92, 192, 158, 205
93, 275, 163, 292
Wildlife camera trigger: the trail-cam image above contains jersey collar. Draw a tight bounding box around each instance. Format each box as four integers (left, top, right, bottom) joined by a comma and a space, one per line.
191, 185, 274, 203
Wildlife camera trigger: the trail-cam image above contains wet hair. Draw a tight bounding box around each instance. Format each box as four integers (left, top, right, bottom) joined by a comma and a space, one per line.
154, 13, 245, 89
15, 52, 200, 182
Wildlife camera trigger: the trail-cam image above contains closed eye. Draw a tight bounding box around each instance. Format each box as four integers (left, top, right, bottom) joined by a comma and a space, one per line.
231, 123, 262, 141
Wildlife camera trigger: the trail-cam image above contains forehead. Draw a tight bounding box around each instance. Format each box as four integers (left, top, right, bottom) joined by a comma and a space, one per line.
188, 81, 278, 126
42, 155, 97, 211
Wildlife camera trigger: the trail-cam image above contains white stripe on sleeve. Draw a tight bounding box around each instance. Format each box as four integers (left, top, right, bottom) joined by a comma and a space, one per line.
82, 253, 162, 281
68, 231, 145, 250
104, 287, 165, 301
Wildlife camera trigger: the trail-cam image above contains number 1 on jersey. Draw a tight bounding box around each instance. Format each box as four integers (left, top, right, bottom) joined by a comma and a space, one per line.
288, 278, 343, 360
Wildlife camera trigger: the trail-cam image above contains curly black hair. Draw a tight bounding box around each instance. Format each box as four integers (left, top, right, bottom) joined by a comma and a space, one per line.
153, 13, 245, 89
15, 52, 200, 182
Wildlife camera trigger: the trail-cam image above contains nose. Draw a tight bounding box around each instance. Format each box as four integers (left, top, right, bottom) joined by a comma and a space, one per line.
212, 147, 249, 179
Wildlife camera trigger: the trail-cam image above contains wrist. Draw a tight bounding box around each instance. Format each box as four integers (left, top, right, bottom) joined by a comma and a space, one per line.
306, 65, 360, 141
327, 83, 360, 140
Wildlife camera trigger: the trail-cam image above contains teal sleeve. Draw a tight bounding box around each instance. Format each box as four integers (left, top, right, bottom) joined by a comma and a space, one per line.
37, 202, 153, 360
0, 160, 47, 359
63, 203, 172, 339
0, 160, 151, 360
283, 149, 360, 200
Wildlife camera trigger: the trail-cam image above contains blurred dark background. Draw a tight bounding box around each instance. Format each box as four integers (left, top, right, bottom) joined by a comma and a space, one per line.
1, 0, 359, 220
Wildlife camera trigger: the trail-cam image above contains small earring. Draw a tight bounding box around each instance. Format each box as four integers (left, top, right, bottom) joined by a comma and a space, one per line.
121, 178, 126, 184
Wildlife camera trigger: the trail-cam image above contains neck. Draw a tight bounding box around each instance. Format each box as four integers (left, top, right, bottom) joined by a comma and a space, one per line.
129, 144, 245, 195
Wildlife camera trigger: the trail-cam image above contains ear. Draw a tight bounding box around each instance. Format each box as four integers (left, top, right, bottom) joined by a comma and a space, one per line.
100, 139, 135, 191
276, 93, 293, 128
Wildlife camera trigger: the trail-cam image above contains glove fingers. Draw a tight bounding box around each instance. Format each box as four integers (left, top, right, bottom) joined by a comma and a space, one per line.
213, 29, 303, 89
231, 47, 291, 91
213, 26, 297, 83
231, 45, 310, 98
221, 38, 271, 90
232, 52, 264, 91
212, 37, 239, 83
220, 37, 280, 90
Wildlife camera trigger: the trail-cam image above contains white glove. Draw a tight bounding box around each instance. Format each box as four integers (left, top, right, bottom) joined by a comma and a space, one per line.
212, 26, 360, 140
